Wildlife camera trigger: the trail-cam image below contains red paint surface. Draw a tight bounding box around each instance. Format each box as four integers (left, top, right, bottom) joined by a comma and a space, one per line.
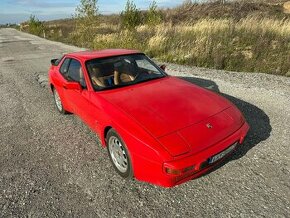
49, 49, 249, 187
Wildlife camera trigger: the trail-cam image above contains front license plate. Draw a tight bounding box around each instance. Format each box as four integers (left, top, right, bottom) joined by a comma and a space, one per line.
209, 142, 237, 164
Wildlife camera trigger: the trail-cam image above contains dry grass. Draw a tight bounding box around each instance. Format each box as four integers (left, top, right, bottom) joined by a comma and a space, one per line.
237, 16, 290, 36
165, 0, 288, 23
283, 1, 290, 13
92, 16, 290, 75
26, 1, 290, 76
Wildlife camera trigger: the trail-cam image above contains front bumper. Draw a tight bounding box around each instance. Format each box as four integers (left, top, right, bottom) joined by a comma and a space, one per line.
135, 121, 249, 187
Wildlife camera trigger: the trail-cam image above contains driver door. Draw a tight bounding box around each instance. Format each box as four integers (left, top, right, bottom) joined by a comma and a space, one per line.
63, 58, 91, 123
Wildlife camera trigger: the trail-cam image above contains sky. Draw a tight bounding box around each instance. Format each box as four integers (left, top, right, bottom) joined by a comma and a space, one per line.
0, 0, 187, 24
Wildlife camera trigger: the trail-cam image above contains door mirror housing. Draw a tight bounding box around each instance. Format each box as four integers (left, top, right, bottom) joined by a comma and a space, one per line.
63, 81, 82, 90
51, 58, 59, 66
160, 64, 166, 71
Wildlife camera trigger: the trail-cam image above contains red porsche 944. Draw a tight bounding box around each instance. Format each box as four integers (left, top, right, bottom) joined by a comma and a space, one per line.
48, 49, 249, 187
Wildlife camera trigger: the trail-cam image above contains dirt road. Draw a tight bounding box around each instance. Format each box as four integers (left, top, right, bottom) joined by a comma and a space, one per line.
0, 28, 289, 217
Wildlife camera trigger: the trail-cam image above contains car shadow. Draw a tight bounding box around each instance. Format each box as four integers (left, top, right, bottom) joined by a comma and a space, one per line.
177, 76, 271, 174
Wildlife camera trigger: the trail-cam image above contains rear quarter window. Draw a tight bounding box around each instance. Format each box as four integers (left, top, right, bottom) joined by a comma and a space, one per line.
60, 58, 71, 77
67, 59, 81, 82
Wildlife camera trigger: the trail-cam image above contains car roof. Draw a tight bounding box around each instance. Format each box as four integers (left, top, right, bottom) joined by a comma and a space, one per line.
66, 49, 142, 61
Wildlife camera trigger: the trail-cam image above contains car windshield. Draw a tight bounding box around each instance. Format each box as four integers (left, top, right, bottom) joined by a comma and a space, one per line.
86, 54, 166, 91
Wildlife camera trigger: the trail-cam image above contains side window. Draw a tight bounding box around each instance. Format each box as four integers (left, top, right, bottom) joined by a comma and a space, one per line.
67, 59, 86, 88
60, 58, 71, 76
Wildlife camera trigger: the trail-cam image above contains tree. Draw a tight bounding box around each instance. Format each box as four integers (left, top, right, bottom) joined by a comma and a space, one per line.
28, 15, 44, 36
182, 0, 193, 7
146, 0, 162, 26
121, 0, 142, 30
75, 0, 98, 19
73, 0, 99, 47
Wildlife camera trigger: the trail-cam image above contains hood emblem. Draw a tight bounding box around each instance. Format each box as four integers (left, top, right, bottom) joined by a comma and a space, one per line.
206, 123, 213, 129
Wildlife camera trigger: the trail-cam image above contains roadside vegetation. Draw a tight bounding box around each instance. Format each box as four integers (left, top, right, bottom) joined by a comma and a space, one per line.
21, 0, 290, 76
19, 15, 45, 37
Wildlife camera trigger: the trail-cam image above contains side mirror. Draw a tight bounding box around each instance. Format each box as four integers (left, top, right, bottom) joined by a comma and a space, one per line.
63, 81, 82, 90
51, 58, 59, 66
160, 64, 166, 71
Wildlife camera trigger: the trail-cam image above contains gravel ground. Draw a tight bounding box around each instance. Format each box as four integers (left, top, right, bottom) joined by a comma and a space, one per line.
0, 28, 289, 217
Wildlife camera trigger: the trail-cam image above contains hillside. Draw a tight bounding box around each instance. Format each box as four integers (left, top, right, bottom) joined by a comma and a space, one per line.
44, 1, 290, 26
21, 0, 290, 76
165, 1, 288, 23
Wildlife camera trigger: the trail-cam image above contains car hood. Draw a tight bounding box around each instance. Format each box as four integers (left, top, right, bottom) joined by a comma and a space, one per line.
100, 76, 233, 138
158, 106, 245, 156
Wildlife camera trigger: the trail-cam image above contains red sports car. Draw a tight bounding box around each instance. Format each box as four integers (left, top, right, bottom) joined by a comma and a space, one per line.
48, 49, 249, 187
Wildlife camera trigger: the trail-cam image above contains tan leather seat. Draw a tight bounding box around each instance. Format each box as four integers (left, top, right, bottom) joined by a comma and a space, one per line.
114, 62, 135, 85
91, 67, 106, 87
114, 71, 134, 85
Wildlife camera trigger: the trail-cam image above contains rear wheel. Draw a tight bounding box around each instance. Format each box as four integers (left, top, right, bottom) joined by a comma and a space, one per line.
106, 129, 133, 178
53, 88, 67, 114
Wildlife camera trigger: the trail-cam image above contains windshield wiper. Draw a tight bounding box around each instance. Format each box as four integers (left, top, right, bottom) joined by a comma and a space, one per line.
134, 75, 165, 85
95, 83, 133, 91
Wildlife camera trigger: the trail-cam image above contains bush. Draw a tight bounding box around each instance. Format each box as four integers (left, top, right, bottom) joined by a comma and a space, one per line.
145, 0, 163, 26
121, 0, 142, 30
28, 15, 44, 36
71, 0, 99, 47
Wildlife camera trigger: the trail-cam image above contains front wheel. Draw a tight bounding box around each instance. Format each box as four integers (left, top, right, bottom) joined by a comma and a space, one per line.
106, 129, 133, 178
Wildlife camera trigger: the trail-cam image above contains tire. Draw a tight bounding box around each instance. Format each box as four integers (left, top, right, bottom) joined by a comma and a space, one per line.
106, 129, 133, 178
53, 88, 68, 114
